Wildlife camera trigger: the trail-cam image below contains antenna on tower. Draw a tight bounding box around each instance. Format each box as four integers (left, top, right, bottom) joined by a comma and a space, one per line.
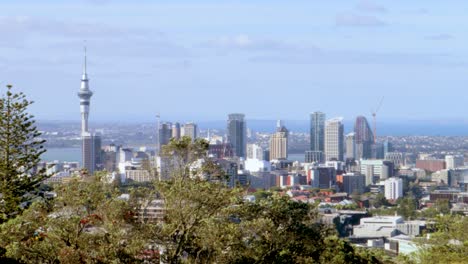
83, 40, 87, 74
371, 97, 384, 144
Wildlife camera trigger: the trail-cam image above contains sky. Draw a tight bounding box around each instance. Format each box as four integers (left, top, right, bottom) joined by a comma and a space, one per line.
1, 0, 468, 124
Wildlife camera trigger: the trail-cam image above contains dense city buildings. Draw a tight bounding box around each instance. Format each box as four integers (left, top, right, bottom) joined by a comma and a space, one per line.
227, 113, 246, 158
324, 118, 344, 161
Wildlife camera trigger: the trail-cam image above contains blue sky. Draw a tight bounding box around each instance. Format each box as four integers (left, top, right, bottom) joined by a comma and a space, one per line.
1, 0, 468, 123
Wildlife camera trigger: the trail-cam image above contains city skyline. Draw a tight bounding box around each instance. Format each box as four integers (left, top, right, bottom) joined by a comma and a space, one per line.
1, 1, 468, 122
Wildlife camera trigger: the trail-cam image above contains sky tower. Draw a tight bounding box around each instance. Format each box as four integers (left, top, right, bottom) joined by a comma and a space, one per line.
77, 46, 93, 134
77, 45, 100, 175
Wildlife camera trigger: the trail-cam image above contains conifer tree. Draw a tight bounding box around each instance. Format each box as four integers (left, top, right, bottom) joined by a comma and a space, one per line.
0, 84, 48, 222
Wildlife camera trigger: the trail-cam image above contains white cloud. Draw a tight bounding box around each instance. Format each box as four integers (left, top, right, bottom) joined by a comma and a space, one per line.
335, 13, 386, 27
355, 0, 388, 13
201, 34, 317, 53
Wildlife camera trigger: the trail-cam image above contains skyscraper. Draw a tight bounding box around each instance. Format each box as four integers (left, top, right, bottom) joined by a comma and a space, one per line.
81, 133, 95, 174
172, 122, 181, 140
345, 132, 356, 160
269, 121, 288, 160
310, 112, 325, 152
325, 118, 344, 161
354, 116, 374, 160
227, 113, 246, 158
182, 122, 198, 141
77, 47, 99, 175
159, 122, 172, 147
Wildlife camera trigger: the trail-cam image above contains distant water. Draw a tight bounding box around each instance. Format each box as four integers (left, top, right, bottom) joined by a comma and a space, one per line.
42, 147, 81, 164
41, 147, 304, 165
288, 153, 305, 162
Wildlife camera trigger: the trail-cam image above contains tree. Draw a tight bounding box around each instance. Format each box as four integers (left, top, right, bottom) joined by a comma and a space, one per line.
0, 174, 147, 263
397, 196, 417, 220
413, 215, 468, 264
214, 194, 385, 263
160, 136, 210, 179
433, 199, 450, 215
372, 193, 389, 208
152, 178, 241, 263
0, 85, 48, 223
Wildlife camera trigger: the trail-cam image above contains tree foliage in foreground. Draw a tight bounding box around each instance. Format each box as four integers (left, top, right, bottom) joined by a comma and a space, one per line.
0, 85, 49, 223
0, 175, 147, 263
411, 215, 468, 264
0, 137, 391, 263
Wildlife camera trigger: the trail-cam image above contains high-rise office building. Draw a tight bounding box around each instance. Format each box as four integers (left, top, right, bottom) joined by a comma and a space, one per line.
310, 112, 325, 152
247, 144, 264, 160
227, 113, 246, 158
93, 134, 102, 171
172, 122, 181, 140
269, 122, 288, 160
77, 47, 100, 175
182, 122, 198, 141
159, 122, 172, 147
345, 132, 356, 160
354, 116, 374, 160
81, 134, 95, 175
325, 118, 344, 161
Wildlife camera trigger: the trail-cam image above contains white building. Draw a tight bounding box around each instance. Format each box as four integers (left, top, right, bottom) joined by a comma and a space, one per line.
360, 159, 394, 185
345, 132, 356, 160
353, 216, 426, 239
384, 177, 403, 200
325, 161, 345, 171
125, 169, 153, 182
445, 155, 464, 169
244, 158, 271, 172
353, 216, 403, 238
324, 118, 344, 161
246, 144, 264, 160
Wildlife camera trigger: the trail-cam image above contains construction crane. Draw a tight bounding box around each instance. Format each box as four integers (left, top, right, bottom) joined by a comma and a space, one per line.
371, 97, 384, 144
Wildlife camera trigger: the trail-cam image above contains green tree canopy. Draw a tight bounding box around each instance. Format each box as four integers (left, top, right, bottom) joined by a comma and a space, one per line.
0, 84, 48, 223
0, 175, 147, 263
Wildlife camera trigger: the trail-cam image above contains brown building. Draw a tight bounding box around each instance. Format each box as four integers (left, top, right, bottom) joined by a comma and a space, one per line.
415, 159, 446, 172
